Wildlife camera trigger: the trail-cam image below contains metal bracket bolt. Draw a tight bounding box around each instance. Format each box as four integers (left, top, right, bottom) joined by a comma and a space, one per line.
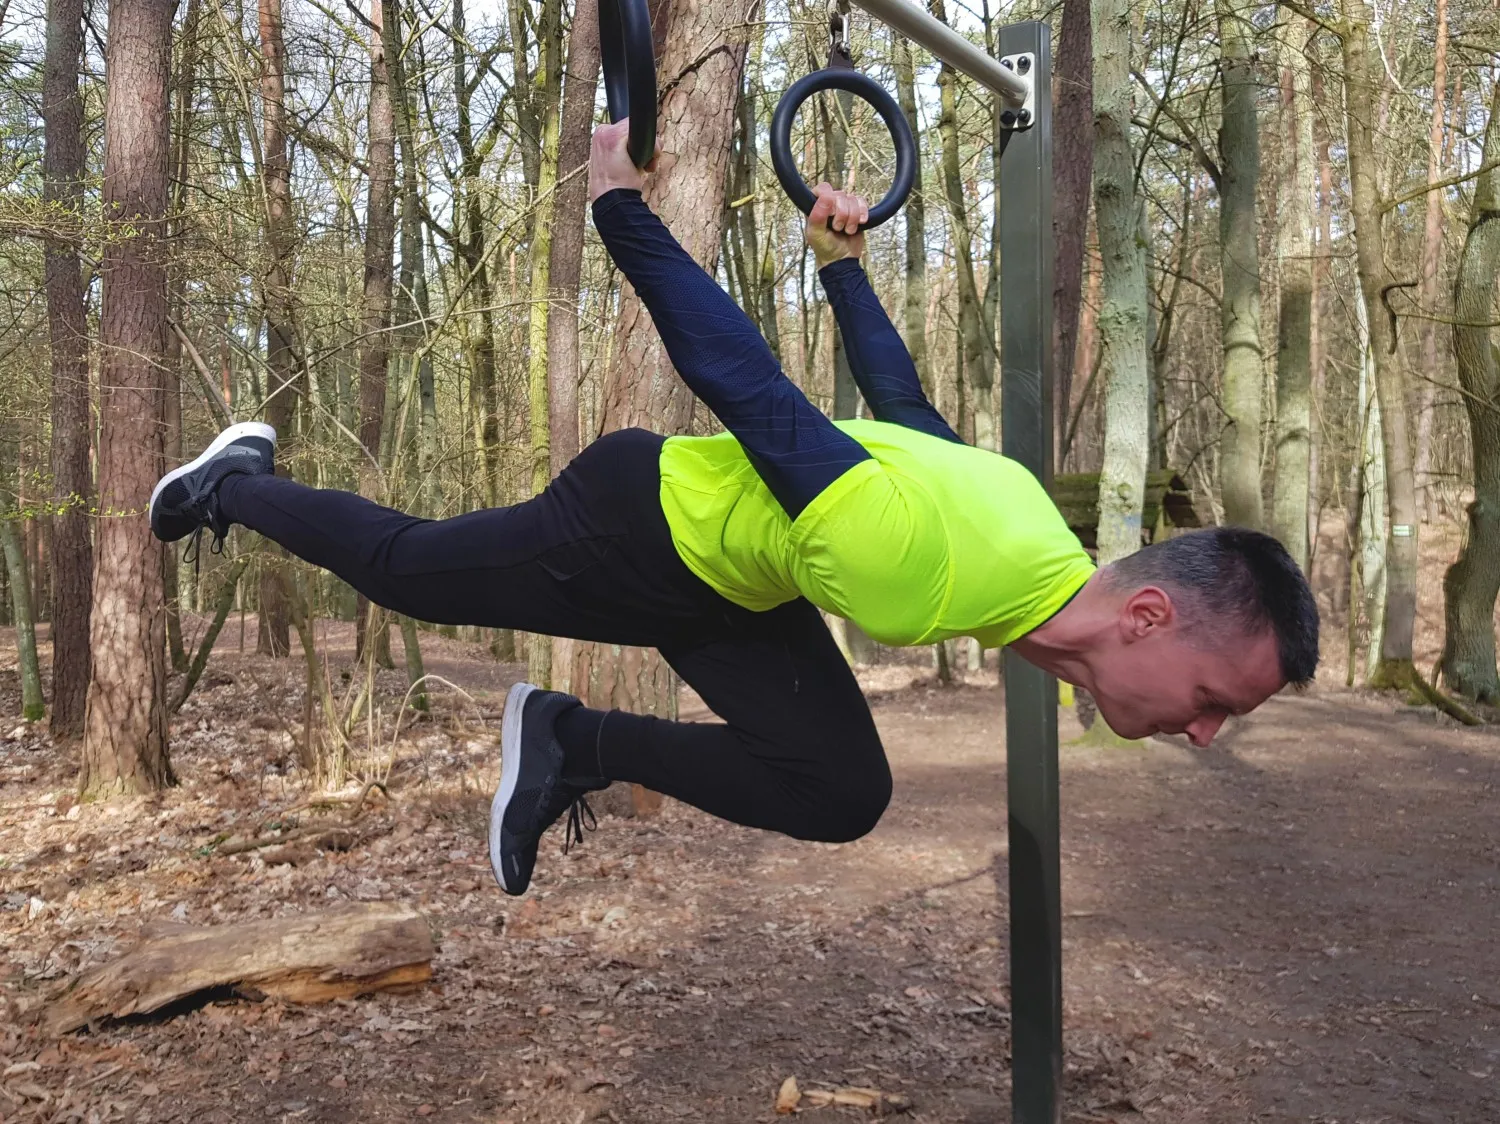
997, 52, 1037, 130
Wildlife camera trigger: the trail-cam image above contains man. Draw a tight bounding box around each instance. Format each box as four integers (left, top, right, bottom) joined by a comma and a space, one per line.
151, 121, 1318, 897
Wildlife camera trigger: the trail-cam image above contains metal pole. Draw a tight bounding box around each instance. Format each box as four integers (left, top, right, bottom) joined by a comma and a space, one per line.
998, 20, 1062, 1124
849, 0, 1030, 103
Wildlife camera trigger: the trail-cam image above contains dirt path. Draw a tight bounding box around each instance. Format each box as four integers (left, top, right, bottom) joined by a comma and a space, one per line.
1, 634, 1498, 1123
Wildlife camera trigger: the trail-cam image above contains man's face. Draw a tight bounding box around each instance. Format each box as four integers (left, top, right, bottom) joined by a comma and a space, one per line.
1087, 587, 1286, 747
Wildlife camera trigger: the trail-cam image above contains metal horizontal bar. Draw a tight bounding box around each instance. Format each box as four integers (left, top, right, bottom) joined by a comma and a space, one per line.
849, 0, 1030, 103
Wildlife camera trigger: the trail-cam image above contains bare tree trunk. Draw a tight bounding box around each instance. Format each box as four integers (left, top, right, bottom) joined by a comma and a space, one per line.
0, 509, 45, 722
162, 0, 200, 676
453, 0, 502, 509
723, 14, 775, 356
1341, 0, 1419, 685
1271, 18, 1315, 570
1063, 224, 1101, 473
1092, 0, 1150, 565
523, 0, 565, 687
355, 0, 397, 668
43, 0, 92, 740
386, 1, 430, 709
1053, 0, 1093, 467
1440, 76, 1500, 703
1308, 87, 1333, 571
546, 0, 602, 479
930, 0, 993, 448
82, 0, 175, 797
386, 12, 437, 510
544, 0, 604, 692
893, 35, 929, 398
1413, 0, 1450, 524
573, 0, 750, 815
1216, 0, 1265, 529
257, 0, 296, 657
525, 0, 564, 496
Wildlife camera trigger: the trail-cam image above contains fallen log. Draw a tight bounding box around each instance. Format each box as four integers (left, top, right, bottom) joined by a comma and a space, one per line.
43, 903, 433, 1036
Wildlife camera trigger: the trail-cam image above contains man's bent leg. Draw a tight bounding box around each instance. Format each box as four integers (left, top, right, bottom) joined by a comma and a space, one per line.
556, 600, 891, 842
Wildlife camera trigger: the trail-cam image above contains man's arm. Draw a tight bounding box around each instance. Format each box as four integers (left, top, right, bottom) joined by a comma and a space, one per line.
809, 187, 963, 445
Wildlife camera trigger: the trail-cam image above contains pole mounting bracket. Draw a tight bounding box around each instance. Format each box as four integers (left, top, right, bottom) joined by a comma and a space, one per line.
997, 52, 1037, 129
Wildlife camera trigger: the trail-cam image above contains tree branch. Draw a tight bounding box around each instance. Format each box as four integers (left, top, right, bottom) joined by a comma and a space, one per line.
1275, 0, 1344, 39
1380, 160, 1500, 215
1132, 70, 1221, 188
168, 320, 235, 428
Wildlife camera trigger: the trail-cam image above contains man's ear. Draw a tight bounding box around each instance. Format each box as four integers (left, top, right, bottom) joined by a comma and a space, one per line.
1120, 585, 1175, 643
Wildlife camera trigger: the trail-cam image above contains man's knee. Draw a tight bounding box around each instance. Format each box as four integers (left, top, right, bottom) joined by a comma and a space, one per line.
798, 748, 892, 844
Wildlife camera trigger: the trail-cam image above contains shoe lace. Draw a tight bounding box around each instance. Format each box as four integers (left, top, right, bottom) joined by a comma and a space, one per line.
181, 523, 227, 568
561, 793, 597, 855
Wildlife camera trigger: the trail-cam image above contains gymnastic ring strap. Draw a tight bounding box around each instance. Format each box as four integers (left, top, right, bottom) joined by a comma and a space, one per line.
598, 0, 657, 169
768, 68, 917, 232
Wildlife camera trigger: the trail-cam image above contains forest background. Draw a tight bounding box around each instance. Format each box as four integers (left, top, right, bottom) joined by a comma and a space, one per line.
0, 0, 1496, 795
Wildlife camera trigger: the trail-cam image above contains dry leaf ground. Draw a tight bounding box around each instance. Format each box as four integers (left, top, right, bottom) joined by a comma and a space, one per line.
0, 524, 1495, 1123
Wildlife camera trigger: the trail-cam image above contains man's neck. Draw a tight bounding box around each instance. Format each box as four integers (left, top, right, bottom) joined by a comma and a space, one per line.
1007, 572, 1111, 693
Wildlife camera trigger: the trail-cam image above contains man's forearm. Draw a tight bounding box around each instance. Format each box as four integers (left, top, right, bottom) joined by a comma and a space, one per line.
819, 258, 963, 444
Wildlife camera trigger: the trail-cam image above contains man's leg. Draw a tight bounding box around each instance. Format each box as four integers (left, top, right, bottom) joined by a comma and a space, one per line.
556, 599, 892, 842
216, 428, 700, 646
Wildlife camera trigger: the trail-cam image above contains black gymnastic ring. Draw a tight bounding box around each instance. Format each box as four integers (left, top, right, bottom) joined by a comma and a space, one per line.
598, 0, 657, 168
768, 69, 917, 231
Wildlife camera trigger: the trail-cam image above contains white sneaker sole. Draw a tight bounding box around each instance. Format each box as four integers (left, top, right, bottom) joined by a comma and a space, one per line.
149, 421, 278, 525
489, 681, 538, 894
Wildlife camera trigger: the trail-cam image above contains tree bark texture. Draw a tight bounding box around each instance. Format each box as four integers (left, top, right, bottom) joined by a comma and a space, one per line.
546, 0, 602, 478
1413, 0, 1449, 522
43, 0, 92, 740
1091, 0, 1150, 565
1, 513, 46, 722
1216, 0, 1265, 530
893, 35, 930, 398
358, 0, 396, 494
257, 0, 297, 657
593, 0, 750, 436
161, 0, 199, 672
385, 1, 431, 704
723, 15, 776, 359
930, 0, 993, 448
1271, 19, 1315, 571
355, 0, 397, 667
525, 0, 564, 498
82, 0, 176, 797
1308, 91, 1332, 569
1341, 0, 1420, 680
1354, 291, 1387, 672
523, 0, 564, 687
453, 0, 502, 507
1052, 0, 1093, 468
575, 0, 751, 734
389, 20, 438, 511
1441, 76, 1500, 703
541, 0, 604, 691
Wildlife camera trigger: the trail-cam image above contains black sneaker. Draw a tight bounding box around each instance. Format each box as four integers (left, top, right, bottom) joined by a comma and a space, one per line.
149, 422, 277, 544
489, 682, 607, 896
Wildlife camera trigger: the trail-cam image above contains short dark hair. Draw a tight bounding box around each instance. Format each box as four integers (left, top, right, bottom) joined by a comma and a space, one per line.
1102, 527, 1320, 686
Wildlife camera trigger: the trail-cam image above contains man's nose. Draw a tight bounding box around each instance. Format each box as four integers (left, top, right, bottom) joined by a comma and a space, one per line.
1186, 712, 1227, 747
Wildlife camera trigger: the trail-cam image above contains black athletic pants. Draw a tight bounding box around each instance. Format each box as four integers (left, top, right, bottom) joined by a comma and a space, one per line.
218, 430, 891, 841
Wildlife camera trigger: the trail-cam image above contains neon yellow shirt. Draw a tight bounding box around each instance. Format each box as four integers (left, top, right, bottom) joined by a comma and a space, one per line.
657, 419, 1095, 647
